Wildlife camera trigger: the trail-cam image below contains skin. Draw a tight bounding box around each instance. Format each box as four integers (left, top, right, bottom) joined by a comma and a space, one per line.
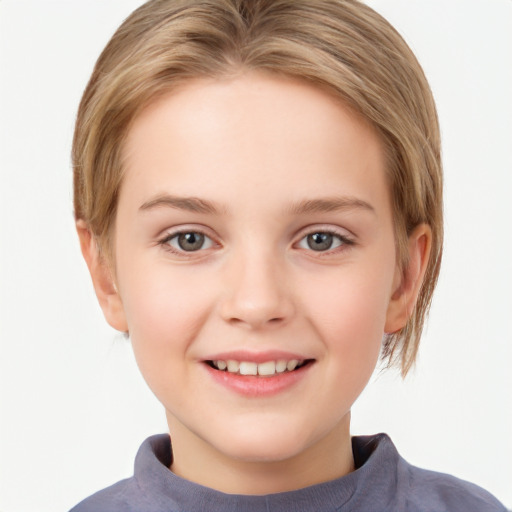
78, 72, 431, 495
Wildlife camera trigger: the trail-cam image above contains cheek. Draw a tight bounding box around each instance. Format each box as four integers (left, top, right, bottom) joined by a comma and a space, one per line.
301, 262, 393, 365
117, 261, 214, 371
308, 265, 391, 326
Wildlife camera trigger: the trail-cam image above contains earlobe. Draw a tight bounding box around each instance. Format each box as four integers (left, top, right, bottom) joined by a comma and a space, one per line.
76, 220, 128, 333
385, 224, 432, 334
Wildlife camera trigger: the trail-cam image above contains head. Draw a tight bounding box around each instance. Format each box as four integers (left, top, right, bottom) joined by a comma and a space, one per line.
73, 0, 442, 377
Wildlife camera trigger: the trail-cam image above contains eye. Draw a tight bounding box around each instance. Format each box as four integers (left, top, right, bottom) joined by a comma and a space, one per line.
163, 231, 214, 252
297, 231, 349, 252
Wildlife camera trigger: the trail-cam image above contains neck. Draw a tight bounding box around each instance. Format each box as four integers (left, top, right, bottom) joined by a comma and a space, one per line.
167, 412, 354, 495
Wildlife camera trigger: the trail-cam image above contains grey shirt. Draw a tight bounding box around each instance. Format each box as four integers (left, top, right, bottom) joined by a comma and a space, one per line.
70, 433, 506, 511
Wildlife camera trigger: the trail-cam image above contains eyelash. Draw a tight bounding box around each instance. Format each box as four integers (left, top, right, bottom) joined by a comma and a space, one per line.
296, 228, 355, 256
158, 228, 216, 257
157, 227, 355, 257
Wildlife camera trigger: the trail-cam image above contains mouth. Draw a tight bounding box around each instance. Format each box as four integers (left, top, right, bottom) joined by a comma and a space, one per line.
205, 358, 315, 377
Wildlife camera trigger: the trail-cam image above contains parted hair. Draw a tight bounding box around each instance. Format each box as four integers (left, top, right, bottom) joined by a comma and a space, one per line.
73, 0, 443, 376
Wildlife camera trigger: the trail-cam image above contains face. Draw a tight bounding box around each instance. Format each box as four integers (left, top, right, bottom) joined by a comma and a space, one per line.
105, 73, 406, 487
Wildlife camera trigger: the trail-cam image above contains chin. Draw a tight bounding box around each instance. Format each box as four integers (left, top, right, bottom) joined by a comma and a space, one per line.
212, 425, 317, 464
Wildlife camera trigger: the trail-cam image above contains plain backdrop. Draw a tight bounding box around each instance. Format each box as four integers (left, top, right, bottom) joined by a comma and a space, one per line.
1, 1, 511, 510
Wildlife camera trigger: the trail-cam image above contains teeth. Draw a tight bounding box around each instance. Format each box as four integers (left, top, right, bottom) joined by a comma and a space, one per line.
257, 361, 276, 376
239, 362, 258, 376
286, 360, 299, 371
275, 360, 287, 373
211, 359, 306, 376
227, 360, 240, 373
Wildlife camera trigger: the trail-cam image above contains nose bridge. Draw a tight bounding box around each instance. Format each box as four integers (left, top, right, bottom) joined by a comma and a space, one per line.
220, 241, 294, 329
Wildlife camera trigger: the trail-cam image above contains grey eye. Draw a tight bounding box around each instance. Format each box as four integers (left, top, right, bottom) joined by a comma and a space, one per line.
168, 232, 213, 252
298, 232, 344, 252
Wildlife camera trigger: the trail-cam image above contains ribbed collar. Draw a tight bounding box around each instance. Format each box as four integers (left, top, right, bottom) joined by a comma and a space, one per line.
133, 433, 399, 512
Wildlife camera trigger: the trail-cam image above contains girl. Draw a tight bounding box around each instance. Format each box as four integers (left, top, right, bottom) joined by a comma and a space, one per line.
67, 1, 507, 510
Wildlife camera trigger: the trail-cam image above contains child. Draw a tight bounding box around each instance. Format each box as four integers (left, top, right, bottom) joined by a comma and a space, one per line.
70, 0, 507, 510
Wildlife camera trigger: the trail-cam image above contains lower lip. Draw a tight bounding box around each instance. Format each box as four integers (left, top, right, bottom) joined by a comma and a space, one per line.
204, 362, 313, 397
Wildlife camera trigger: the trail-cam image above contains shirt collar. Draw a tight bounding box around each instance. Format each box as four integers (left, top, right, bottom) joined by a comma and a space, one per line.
133, 432, 399, 512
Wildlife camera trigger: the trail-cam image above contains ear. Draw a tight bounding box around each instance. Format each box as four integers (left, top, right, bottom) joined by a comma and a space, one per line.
76, 220, 128, 332
385, 224, 432, 333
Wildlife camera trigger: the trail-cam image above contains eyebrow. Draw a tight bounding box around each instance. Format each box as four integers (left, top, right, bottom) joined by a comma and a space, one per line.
139, 194, 375, 216
139, 195, 222, 214
287, 197, 375, 215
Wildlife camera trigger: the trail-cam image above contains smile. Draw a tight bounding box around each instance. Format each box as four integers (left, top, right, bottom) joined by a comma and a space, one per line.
207, 359, 312, 376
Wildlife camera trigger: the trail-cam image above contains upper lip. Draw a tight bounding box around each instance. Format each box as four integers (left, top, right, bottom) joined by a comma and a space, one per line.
202, 350, 312, 363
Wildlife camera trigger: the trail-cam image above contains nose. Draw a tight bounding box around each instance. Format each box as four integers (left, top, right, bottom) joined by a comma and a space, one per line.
219, 249, 295, 330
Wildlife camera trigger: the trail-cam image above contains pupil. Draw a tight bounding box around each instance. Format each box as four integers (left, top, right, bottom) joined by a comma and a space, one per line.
307, 232, 333, 251
178, 232, 204, 251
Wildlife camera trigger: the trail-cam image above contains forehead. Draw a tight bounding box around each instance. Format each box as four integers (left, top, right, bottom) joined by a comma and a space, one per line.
120, 72, 389, 216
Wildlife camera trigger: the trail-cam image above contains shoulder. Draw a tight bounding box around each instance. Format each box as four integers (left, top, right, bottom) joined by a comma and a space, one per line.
68, 476, 154, 512
399, 459, 507, 512
69, 434, 172, 512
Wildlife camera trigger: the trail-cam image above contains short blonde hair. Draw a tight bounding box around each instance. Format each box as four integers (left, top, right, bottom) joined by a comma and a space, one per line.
73, 0, 443, 376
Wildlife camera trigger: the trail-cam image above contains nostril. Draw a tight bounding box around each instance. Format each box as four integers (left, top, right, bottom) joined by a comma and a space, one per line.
219, 283, 295, 329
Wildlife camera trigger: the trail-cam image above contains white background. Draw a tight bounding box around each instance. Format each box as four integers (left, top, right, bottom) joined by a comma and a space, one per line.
0, 1, 511, 510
